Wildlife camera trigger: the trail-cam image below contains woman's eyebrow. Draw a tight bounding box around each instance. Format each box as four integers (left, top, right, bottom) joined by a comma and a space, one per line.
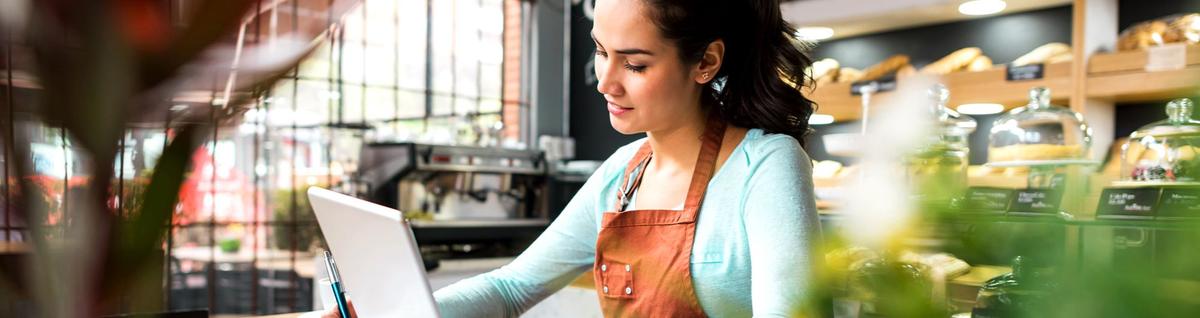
591, 32, 654, 56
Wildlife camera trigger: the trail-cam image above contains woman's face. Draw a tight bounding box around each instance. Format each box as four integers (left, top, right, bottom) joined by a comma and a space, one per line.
592, 0, 704, 135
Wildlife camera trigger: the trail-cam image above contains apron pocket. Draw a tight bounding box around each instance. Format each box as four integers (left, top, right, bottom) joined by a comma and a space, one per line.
598, 261, 635, 299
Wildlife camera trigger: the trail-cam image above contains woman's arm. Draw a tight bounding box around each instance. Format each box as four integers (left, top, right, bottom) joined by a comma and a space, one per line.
742, 135, 822, 317
433, 143, 636, 317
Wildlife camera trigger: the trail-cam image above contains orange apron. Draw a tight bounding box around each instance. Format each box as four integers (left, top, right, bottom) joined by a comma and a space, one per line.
593, 114, 726, 317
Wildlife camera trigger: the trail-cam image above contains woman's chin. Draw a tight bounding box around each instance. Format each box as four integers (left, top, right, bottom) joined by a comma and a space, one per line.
608, 116, 641, 135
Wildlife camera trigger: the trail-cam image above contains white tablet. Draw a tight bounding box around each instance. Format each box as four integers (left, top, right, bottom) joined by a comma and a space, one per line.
308, 187, 441, 317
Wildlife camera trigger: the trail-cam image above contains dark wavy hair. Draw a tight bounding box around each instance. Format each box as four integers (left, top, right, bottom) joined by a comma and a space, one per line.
643, 0, 816, 146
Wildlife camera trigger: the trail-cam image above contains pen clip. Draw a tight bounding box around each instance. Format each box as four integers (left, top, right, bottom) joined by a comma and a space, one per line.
324, 250, 343, 283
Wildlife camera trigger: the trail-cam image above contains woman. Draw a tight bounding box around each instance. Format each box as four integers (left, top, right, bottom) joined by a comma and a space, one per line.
328, 0, 820, 316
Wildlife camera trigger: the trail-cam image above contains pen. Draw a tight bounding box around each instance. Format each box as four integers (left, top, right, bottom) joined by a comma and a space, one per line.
324, 250, 352, 318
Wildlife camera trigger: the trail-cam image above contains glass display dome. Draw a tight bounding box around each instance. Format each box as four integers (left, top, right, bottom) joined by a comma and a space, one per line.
1119, 98, 1200, 184
928, 84, 978, 149
907, 84, 977, 199
988, 87, 1093, 164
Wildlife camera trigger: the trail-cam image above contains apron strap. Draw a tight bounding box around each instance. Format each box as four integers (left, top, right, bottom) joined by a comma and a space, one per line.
613, 113, 726, 215
682, 114, 726, 213
615, 143, 653, 211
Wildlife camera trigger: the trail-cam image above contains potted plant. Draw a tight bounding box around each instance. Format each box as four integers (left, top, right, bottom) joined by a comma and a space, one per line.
0, 1, 360, 316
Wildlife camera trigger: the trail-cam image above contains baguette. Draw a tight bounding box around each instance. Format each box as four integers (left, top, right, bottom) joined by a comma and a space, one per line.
920, 47, 982, 74
1045, 51, 1073, 64
837, 67, 863, 83
859, 54, 911, 81
966, 55, 993, 72
896, 64, 917, 78
1012, 42, 1071, 66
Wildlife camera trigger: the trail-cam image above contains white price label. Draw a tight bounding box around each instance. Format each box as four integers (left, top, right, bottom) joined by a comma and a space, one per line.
1145, 43, 1187, 72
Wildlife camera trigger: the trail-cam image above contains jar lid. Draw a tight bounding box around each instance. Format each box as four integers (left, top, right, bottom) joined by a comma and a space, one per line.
1131, 98, 1200, 138
928, 84, 977, 134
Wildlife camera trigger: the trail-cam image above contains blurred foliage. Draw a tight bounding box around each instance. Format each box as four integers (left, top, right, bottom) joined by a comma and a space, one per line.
813, 143, 1200, 317
271, 188, 325, 252
0, 0, 354, 315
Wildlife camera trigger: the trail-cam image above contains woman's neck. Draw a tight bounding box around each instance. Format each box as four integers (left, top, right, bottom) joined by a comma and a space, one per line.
645, 109, 708, 176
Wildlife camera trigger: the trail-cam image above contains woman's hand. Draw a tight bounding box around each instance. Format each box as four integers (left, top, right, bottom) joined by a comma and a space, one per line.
320, 299, 358, 318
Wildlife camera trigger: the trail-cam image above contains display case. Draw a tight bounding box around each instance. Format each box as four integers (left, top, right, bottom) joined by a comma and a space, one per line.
988, 87, 1093, 165
1118, 98, 1200, 185
908, 84, 977, 201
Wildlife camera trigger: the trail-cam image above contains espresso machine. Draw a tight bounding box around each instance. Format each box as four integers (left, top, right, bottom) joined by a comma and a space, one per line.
354, 142, 548, 262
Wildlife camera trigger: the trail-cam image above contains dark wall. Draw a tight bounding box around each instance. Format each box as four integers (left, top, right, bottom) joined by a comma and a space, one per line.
811, 5, 1074, 68
1118, 0, 1200, 30
567, 2, 641, 161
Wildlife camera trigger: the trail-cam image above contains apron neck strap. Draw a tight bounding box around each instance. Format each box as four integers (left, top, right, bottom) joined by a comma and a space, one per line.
615, 113, 726, 213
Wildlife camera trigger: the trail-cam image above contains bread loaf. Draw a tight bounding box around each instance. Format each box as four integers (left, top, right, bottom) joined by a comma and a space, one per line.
859, 54, 911, 81
919, 47, 983, 75
966, 55, 993, 72
896, 64, 917, 78
1167, 13, 1200, 44
837, 67, 863, 83
1012, 43, 1071, 66
1045, 51, 1073, 64
1118, 20, 1170, 51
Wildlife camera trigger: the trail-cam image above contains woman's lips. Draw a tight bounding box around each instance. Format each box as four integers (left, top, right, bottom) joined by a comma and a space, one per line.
607, 102, 633, 116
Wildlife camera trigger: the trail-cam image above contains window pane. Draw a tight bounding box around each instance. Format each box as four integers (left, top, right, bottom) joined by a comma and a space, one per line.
479, 98, 502, 113
365, 0, 396, 46
365, 87, 396, 123
341, 85, 365, 124
298, 42, 334, 80
480, 63, 502, 99
432, 95, 453, 116
364, 44, 396, 86
429, 0, 455, 97
398, 90, 426, 119
397, 1, 428, 91
454, 96, 476, 115
340, 44, 365, 84
291, 80, 333, 126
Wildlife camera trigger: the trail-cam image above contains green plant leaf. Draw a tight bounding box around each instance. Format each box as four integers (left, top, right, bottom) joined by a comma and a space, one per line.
99, 124, 204, 297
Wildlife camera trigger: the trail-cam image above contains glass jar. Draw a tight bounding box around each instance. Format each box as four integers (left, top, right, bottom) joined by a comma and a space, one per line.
988, 87, 1092, 164
907, 84, 977, 202
1119, 98, 1200, 184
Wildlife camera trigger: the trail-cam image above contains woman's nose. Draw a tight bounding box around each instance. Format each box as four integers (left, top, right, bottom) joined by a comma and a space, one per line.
595, 57, 624, 96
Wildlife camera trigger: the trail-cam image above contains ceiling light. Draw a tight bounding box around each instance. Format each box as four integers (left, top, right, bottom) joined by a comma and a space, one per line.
795, 27, 835, 41
959, 0, 1006, 16
809, 114, 835, 125
956, 103, 1005, 115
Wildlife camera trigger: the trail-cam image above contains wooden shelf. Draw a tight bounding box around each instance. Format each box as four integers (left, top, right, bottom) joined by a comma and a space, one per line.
809, 62, 1074, 123
1086, 45, 1200, 103
1087, 45, 1200, 74
811, 44, 1200, 124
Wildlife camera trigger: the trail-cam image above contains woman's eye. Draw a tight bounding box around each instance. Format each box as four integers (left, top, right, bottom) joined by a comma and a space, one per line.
624, 62, 646, 72
594, 48, 607, 57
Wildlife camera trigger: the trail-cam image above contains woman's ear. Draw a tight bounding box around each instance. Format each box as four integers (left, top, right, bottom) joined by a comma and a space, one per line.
695, 39, 724, 84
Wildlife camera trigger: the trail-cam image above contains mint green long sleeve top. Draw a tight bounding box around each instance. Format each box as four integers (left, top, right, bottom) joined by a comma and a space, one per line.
433, 129, 821, 317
